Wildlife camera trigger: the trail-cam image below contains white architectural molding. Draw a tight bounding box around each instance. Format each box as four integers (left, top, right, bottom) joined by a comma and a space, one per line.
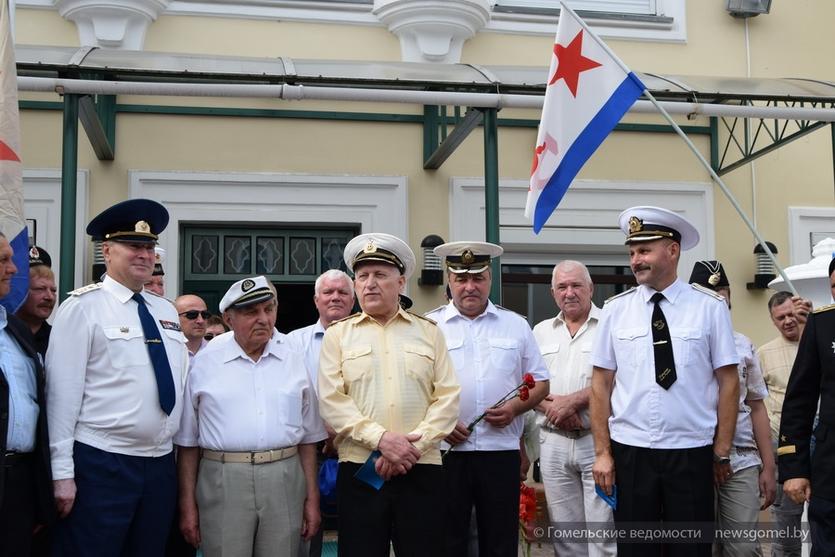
23, 168, 90, 290
129, 170, 408, 296
486, 0, 686, 42
54, 0, 170, 49
17, 0, 685, 42
787, 206, 835, 265
449, 177, 713, 272
372, 0, 491, 63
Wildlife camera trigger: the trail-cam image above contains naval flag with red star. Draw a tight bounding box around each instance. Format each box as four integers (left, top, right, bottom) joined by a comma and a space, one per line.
0, 0, 28, 312
525, 3, 645, 234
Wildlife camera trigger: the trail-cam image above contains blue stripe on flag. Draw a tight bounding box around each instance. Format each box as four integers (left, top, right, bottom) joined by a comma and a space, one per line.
533, 73, 644, 233
1, 227, 29, 313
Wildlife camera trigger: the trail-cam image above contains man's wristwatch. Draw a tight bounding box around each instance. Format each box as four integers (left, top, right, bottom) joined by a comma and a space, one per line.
713, 453, 731, 465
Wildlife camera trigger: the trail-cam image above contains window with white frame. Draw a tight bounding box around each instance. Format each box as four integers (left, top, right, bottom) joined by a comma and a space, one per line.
495, 0, 657, 15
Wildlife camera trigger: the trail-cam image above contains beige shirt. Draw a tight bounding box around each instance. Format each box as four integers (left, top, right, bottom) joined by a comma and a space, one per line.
532, 304, 601, 429
757, 334, 799, 441
318, 308, 460, 465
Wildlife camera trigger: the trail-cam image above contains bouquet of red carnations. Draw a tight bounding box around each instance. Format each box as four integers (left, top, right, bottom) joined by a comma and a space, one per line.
519, 482, 538, 557
443, 373, 536, 457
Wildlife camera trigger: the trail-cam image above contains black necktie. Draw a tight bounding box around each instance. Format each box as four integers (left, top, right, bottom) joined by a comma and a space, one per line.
132, 293, 176, 414
650, 292, 677, 389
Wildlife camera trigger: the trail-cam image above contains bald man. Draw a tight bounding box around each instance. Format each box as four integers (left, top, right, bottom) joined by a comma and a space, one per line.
175, 295, 210, 365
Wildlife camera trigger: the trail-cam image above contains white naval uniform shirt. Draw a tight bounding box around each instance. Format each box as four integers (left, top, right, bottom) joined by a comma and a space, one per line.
591, 279, 738, 449
532, 304, 601, 430
174, 331, 327, 451
46, 275, 189, 481
287, 320, 326, 396
425, 301, 548, 452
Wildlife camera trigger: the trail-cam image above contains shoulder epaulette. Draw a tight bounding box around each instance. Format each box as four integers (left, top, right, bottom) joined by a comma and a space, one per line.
691, 283, 725, 301
408, 310, 437, 325
494, 304, 526, 319
146, 291, 175, 305
68, 282, 103, 297
332, 312, 362, 325
813, 303, 835, 314
604, 287, 636, 304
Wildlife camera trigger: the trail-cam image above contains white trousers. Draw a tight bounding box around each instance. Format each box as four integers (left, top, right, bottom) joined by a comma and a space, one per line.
540, 429, 616, 557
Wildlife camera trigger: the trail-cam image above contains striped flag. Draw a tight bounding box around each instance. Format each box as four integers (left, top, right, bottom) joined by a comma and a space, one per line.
525, 3, 645, 234
0, 0, 27, 312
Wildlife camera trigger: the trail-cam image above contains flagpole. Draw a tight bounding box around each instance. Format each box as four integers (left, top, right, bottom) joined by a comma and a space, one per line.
559, 2, 797, 295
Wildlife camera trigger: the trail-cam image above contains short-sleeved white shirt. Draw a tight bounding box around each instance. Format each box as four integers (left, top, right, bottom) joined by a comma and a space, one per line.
175, 331, 327, 451
591, 279, 738, 449
425, 301, 549, 452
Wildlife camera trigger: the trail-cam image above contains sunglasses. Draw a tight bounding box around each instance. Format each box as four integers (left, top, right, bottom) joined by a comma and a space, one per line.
179, 310, 211, 320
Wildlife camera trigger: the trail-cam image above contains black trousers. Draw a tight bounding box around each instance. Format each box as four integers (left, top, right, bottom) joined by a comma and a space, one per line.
0, 455, 36, 557
810, 495, 835, 557
443, 450, 520, 557
611, 441, 713, 557
336, 461, 445, 557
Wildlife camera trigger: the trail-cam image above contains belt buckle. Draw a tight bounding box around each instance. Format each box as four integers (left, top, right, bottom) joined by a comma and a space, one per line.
249, 451, 258, 464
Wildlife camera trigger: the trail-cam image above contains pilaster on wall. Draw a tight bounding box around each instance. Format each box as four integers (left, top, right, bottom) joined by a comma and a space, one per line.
373, 0, 491, 64
55, 0, 169, 49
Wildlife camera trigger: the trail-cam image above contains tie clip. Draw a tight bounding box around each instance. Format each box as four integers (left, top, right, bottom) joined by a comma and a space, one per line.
652, 340, 668, 345
145, 339, 162, 344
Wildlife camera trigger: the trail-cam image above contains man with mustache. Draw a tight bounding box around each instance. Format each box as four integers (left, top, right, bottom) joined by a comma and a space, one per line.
176, 276, 326, 557
15, 246, 56, 358
590, 206, 739, 557
426, 241, 549, 557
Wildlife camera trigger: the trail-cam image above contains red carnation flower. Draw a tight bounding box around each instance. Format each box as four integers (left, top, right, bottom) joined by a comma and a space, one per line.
523, 373, 535, 389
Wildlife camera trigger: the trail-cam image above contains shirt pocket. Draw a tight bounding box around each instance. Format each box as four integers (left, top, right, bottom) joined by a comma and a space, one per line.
670, 327, 701, 368
488, 338, 520, 372
277, 392, 302, 430
540, 343, 560, 371
341, 344, 373, 383
614, 326, 649, 369
580, 342, 593, 386
102, 326, 149, 368
403, 343, 435, 382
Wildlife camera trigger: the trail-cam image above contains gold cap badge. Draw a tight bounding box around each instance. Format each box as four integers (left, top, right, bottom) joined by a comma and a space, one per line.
135, 221, 151, 234
241, 279, 255, 292
628, 216, 643, 234
462, 249, 475, 265
363, 241, 377, 254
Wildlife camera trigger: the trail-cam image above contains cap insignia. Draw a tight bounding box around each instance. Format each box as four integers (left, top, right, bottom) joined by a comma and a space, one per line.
462, 249, 475, 265
628, 216, 643, 234
29, 247, 39, 258
708, 273, 721, 286
363, 241, 377, 254
242, 279, 255, 292
135, 221, 151, 234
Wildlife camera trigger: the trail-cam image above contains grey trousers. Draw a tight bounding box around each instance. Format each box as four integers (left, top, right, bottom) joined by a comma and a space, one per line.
714, 465, 763, 557
197, 454, 306, 557
771, 452, 804, 557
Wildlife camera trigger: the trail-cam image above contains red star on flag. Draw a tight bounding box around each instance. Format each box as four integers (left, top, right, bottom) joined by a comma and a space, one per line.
548, 30, 602, 97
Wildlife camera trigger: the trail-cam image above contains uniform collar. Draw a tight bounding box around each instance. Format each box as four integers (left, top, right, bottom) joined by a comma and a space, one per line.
638, 278, 686, 304
223, 329, 284, 363
356, 306, 413, 326
554, 303, 601, 328
102, 274, 143, 304
440, 299, 498, 322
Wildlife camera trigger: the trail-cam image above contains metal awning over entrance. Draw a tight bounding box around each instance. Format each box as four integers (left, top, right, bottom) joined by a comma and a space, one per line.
16, 45, 835, 300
